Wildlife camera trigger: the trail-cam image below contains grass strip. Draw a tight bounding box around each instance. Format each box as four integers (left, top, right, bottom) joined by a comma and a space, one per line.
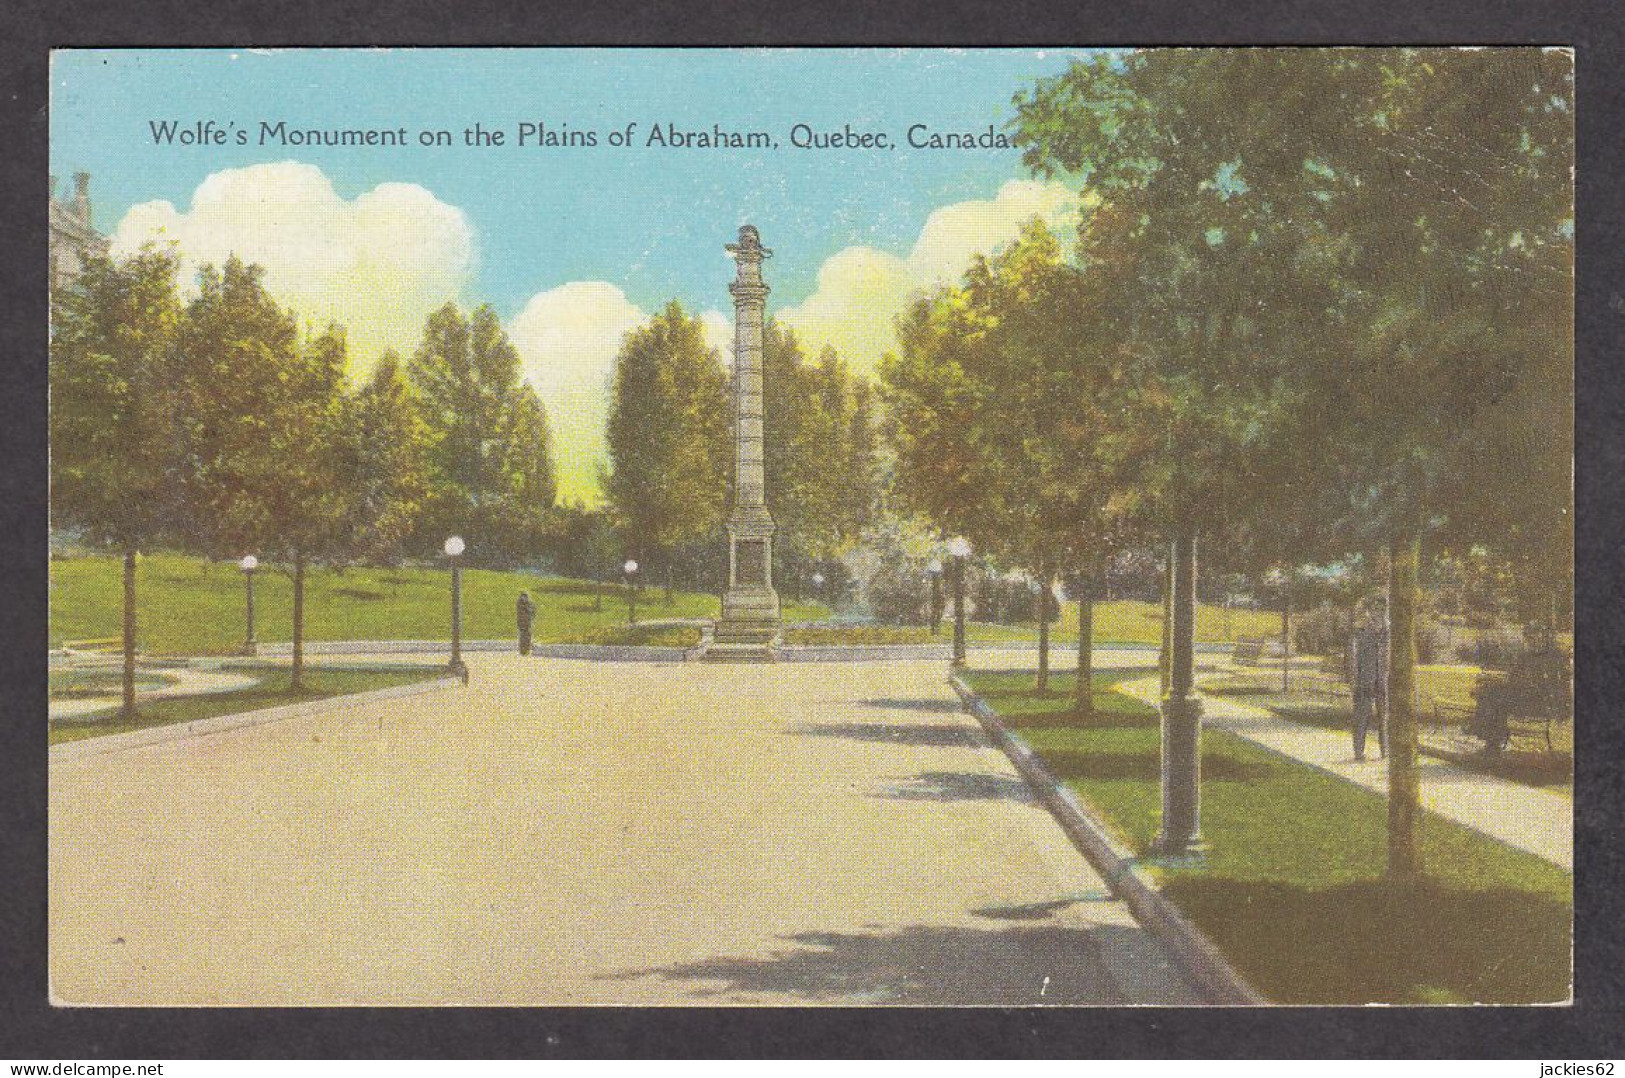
962, 667, 1572, 1004
49, 665, 446, 745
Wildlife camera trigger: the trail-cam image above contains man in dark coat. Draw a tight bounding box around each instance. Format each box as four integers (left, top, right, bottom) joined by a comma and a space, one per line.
1348, 605, 1388, 761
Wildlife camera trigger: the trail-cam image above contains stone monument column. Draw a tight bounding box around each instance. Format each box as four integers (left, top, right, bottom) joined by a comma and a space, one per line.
709, 224, 782, 661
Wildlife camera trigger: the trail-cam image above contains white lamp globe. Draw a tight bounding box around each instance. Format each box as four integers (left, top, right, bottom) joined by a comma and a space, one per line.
239, 555, 258, 572
624, 559, 639, 575
927, 558, 943, 574
947, 536, 972, 559
811, 572, 825, 587
444, 536, 465, 557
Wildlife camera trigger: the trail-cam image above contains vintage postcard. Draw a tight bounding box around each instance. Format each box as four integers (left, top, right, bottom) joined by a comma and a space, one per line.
47, 47, 1573, 1007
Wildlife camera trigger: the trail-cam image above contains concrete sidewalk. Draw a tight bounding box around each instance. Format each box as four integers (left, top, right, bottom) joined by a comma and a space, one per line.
1115, 673, 1572, 871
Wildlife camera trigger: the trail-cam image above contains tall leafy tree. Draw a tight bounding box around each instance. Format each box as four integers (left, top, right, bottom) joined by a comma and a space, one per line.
1012, 48, 1573, 879
50, 246, 184, 719
177, 258, 351, 688
344, 351, 428, 565
410, 302, 554, 564
883, 220, 1137, 697
605, 301, 730, 597
759, 326, 881, 592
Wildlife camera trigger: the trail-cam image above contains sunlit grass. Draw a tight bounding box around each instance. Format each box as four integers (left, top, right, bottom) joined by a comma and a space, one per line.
48, 664, 445, 744
50, 552, 826, 656
963, 668, 1572, 1004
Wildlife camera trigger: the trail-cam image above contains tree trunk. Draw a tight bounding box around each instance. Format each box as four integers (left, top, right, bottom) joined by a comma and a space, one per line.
121, 549, 137, 722
1076, 582, 1095, 719
1160, 550, 1174, 697
1282, 588, 1292, 693
594, 579, 603, 612
1387, 532, 1423, 883
1036, 564, 1051, 694
292, 551, 306, 692
665, 557, 674, 606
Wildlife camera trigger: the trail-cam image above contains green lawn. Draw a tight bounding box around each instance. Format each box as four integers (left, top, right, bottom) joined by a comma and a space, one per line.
962, 668, 1573, 1005
783, 600, 1279, 647
49, 664, 446, 745
567, 623, 704, 648
50, 552, 826, 656
49, 667, 174, 698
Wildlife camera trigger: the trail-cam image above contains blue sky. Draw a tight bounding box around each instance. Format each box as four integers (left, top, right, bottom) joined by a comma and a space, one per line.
51, 48, 1094, 501
53, 48, 1090, 314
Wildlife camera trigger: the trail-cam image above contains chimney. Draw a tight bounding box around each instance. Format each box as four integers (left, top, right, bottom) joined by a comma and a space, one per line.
72, 172, 90, 223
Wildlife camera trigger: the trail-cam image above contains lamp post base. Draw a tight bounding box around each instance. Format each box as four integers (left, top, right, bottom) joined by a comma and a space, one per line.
447, 659, 469, 684
241, 641, 257, 657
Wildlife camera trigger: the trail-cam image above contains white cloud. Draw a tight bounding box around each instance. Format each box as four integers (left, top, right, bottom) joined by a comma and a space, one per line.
507, 282, 645, 508
777, 246, 912, 370
110, 161, 474, 368
906, 179, 1080, 287
505, 283, 735, 506
779, 179, 1082, 374
699, 308, 734, 364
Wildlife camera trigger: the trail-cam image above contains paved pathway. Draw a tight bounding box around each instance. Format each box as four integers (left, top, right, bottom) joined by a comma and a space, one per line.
1115, 672, 1572, 871
50, 653, 1204, 1006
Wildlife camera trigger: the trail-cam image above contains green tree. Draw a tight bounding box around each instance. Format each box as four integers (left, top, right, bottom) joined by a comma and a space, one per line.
344, 351, 428, 565
605, 301, 730, 599
177, 258, 352, 688
50, 246, 184, 719
492, 383, 557, 565
883, 220, 1135, 697
759, 326, 881, 594
410, 302, 554, 565
1012, 47, 1574, 879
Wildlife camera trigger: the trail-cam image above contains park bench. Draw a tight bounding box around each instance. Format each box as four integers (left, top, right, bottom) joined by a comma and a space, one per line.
1232, 638, 1267, 666
1432, 671, 1560, 754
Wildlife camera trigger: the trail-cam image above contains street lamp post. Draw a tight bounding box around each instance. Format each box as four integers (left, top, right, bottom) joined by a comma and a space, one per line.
239, 555, 258, 656
624, 559, 639, 625
927, 558, 943, 635
1154, 533, 1205, 860
444, 536, 466, 680
948, 537, 971, 667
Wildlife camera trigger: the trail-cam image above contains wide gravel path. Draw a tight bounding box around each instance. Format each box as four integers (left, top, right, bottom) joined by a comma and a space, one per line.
51, 652, 1203, 1006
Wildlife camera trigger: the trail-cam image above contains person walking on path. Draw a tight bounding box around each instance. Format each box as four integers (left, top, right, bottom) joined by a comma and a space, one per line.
516, 591, 535, 656
1348, 604, 1388, 761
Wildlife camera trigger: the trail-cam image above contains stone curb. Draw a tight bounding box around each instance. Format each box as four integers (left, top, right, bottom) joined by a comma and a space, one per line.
258, 640, 515, 656
530, 643, 701, 663
50, 675, 462, 763
245, 638, 1240, 658
947, 672, 1268, 1007
777, 644, 953, 662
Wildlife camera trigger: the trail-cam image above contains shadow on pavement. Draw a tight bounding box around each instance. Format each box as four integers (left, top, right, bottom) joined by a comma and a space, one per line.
858, 697, 965, 715
971, 894, 1114, 921
790, 721, 989, 749
601, 921, 1167, 1004
876, 770, 1035, 803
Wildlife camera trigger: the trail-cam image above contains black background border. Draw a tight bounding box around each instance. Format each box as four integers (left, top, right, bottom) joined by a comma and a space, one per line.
2, 0, 1621, 1059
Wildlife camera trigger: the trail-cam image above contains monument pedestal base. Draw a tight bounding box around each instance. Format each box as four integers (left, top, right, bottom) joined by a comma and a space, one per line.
706, 586, 780, 662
